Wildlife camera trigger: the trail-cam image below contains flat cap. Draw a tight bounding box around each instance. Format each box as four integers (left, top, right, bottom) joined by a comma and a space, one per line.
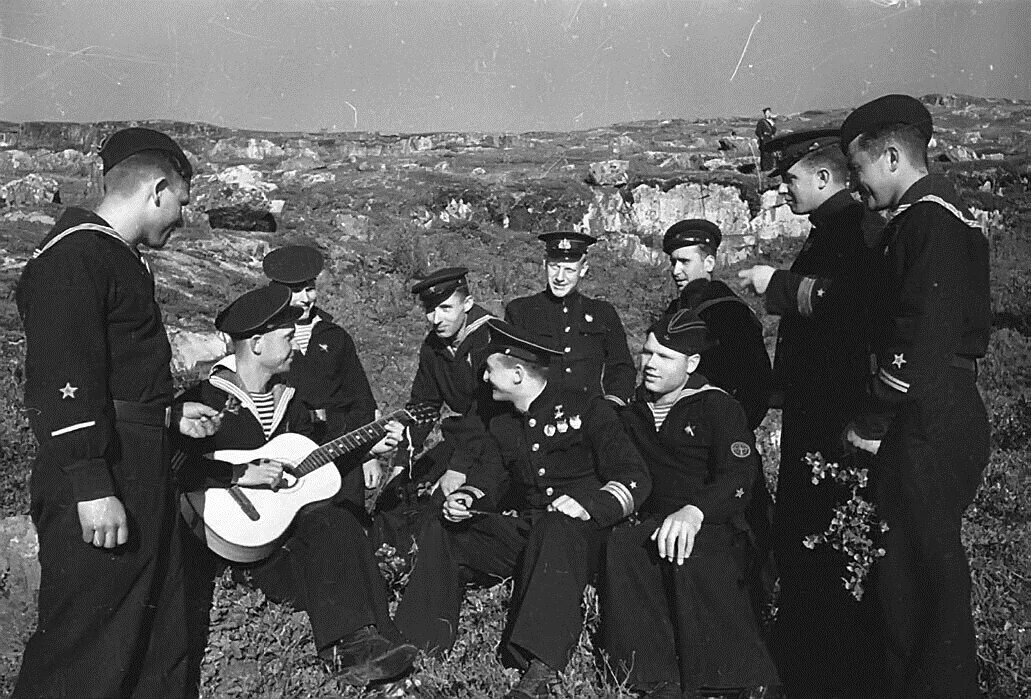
762, 128, 840, 177
215, 284, 304, 339
482, 319, 564, 366
411, 266, 469, 309
840, 94, 933, 154
648, 309, 717, 356
662, 219, 722, 255
99, 127, 193, 180
262, 245, 325, 287
538, 231, 597, 261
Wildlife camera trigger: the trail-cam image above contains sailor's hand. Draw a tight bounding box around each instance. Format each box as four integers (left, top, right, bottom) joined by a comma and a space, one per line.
443, 491, 474, 522
370, 420, 404, 456
362, 458, 384, 489
737, 265, 776, 295
78, 495, 129, 549
175, 401, 222, 438
846, 428, 882, 455
547, 494, 590, 521
238, 458, 286, 488
652, 504, 704, 564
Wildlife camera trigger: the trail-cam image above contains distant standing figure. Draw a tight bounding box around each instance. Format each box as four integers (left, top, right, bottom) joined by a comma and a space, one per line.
756, 107, 777, 170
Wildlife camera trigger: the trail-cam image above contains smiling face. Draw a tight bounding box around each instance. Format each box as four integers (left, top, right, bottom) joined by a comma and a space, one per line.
781, 160, 825, 215
847, 137, 897, 212
668, 245, 714, 291
255, 326, 296, 374
289, 282, 318, 321
640, 332, 696, 396
545, 258, 587, 298
483, 353, 521, 404
426, 289, 473, 340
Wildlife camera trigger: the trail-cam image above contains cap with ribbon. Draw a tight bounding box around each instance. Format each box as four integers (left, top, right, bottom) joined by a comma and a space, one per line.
99, 127, 193, 180
662, 219, 722, 255
262, 245, 325, 289
215, 284, 304, 340
839, 94, 933, 154
481, 319, 564, 366
411, 266, 470, 309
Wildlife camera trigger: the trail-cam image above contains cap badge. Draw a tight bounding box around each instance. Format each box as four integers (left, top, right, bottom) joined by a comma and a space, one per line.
59, 382, 78, 399
557, 238, 572, 250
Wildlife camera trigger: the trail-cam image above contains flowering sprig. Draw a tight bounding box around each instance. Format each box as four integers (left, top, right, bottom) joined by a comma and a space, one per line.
801, 451, 888, 601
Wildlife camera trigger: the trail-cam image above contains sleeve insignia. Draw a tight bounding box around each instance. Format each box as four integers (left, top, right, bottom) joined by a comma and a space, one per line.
319, 343, 329, 352
892, 353, 907, 369
731, 441, 752, 458
569, 415, 582, 430
59, 382, 78, 399
735, 488, 745, 498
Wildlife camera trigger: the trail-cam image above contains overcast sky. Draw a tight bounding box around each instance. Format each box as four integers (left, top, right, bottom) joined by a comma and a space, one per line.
1, 0, 1028, 133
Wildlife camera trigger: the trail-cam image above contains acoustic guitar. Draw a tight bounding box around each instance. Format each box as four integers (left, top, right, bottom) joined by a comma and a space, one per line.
180, 403, 437, 563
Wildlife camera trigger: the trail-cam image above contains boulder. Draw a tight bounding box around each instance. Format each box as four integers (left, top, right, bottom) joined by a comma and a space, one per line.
209, 138, 285, 162
168, 328, 228, 376
589, 182, 752, 238
0, 174, 60, 207
587, 160, 630, 186
0, 150, 36, 173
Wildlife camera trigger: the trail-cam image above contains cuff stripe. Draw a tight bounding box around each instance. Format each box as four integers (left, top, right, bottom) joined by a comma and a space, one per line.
878, 368, 910, 393
797, 277, 816, 317
50, 420, 96, 437
457, 485, 486, 500
600, 481, 634, 516
603, 395, 627, 407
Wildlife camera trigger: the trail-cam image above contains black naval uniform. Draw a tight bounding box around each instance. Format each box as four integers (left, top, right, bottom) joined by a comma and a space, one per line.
854, 175, 990, 699
175, 359, 402, 660
505, 290, 636, 405
287, 306, 376, 438
602, 377, 779, 696
14, 209, 189, 698
762, 189, 883, 696
374, 304, 501, 548
394, 383, 649, 671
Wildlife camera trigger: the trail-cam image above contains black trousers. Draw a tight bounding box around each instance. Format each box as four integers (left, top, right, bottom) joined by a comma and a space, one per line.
393, 510, 605, 671
771, 397, 883, 698
15, 420, 190, 699
874, 368, 988, 699
601, 519, 778, 693
185, 500, 400, 660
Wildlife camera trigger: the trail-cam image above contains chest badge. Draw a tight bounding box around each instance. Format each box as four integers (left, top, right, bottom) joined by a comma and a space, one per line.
584, 313, 593, 323
569, 415, 582, 430
319, 343, 329, 352
556, 419, 569, 433
544, 424, 557, 437
554, 405, 564, 420
684, 423, 695, 437
59, 382, 78, 399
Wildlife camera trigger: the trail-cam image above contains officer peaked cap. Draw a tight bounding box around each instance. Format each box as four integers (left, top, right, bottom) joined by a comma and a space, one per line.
762, 128, 841, 177
411, 266, 470, 309
649, 309, 717, 356
262, 245, 325, 287
537, 231, 597, 261
99, 127, 193, 180
215, 284, 303, 339
839, 94, 933, 154
482, 319, 564, 367
662, 219, 722, 255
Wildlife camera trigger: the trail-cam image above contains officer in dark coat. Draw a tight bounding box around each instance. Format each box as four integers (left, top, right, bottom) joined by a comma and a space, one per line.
175, 285, 417, 688
505, 232, 636, 406
602, 310, 780, 699
740, 129, 883, 697
661, 219, 775, 616
262, 245, 378, 501
756, 108, 778, 170
13, 128, 221, 698
841, 95, 991, 699
373, 267, 502, 550
394, 320, 649, 699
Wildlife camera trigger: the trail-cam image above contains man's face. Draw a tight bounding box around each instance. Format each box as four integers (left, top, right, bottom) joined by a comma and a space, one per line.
290, 282, 318, 321
426, 290, 473, 340
847, 138, 894, 211
144, 178, 190, 249
781, 161, 824, 215
545, 258, 587, 298
640, 333, 694, 396
669, 245, 712, 291
256, 326, 295, 373
483, 353, 520, 404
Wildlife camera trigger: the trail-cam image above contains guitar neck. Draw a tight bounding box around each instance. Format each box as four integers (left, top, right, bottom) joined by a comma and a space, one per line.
294, 409, 410, 476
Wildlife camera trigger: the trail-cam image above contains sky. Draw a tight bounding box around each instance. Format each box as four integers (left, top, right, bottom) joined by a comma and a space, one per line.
0, 0, 1028, 133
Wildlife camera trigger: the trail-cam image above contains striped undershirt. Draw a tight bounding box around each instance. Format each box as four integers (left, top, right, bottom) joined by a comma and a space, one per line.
647, 401, 674, 430
250, 390, 277, 437
292, 321, 315, 354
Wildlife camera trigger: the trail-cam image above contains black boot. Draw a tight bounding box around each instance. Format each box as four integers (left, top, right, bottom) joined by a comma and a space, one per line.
504, 659, 560, 699
323, 625, 419, 686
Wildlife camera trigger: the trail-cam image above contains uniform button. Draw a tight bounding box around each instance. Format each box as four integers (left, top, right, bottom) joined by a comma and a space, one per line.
528, 418, 537, 427
532, 443, 540, 452
545, 487, 554, 496
565, 367, 572, 373
563, 307, 568, 313
564, 347, 571, 353
538, 468, 546, 476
